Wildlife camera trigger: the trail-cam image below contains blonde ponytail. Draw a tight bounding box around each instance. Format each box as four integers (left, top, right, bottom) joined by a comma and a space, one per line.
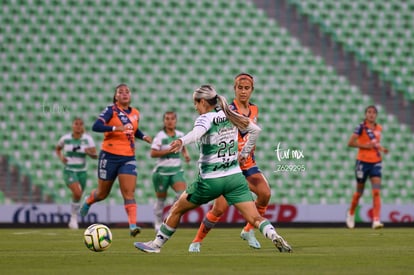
216, 95, 249, 129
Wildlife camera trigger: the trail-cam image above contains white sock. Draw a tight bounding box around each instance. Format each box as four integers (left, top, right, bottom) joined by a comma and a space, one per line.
154, 198, 165, 224
258, 220, 278, 240
71, 202, 80, 218
153, 223, 176, 248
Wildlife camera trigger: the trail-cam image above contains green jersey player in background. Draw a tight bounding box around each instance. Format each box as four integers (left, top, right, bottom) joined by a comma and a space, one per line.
56, 117, 97, 229
150, 111, 190, 231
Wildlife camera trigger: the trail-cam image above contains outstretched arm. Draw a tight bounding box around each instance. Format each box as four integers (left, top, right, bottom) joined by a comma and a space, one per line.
170, 125, 207, 153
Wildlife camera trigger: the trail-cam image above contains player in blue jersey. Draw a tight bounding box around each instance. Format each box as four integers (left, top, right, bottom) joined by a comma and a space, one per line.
80, 84, 152, 236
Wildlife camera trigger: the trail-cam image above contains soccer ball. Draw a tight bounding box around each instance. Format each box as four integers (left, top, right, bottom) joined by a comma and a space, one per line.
83, 223, 112, 252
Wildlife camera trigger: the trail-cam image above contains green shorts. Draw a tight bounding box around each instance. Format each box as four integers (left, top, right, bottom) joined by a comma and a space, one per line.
186, 172, 253, 206
152, 170, 186, 193
63, 169, 87, 190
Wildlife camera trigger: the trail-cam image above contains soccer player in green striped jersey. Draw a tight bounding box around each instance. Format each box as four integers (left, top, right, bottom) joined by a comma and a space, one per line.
150, 111, 190, 231
134, 85, 292, 253
56, 117, 97, 229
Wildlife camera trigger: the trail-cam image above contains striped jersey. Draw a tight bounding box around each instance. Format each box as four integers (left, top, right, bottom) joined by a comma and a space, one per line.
194, 109, 241, 179
56, 133, 96, 171
151, 129, 185, 175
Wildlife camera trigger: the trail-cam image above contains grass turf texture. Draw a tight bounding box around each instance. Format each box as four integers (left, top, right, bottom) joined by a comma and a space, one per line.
0, 227, 412, 275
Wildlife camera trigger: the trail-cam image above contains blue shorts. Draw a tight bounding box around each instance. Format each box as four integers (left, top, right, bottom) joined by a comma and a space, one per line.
97, 150, 137, 181
355, 160, 382, 183
241, 166, 261, 178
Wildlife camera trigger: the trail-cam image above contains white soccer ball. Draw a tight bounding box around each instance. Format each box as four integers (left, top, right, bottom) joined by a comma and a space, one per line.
83, 223, 112, 252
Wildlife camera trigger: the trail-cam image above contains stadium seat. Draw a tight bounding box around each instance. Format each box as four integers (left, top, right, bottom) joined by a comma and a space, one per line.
289, 0, 414, 103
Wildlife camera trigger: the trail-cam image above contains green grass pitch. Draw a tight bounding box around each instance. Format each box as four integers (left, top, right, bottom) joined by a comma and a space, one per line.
0, 227, 413, 275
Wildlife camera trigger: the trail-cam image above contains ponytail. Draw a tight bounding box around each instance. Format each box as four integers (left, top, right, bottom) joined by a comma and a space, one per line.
216, 95, 249, 129
193, 84, 250, 130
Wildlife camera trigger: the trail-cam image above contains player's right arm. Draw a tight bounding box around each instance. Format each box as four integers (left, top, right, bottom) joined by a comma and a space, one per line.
55, 137, 67, 164
151, 131, 190, 161
91, 106, 129, 133
347, 124, 376, 149
150, 134, 175, 158
55, 146, 67, 164
347, 133, 376, 149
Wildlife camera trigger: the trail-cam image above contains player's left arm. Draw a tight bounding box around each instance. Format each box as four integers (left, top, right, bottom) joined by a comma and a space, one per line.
135, 128, 152, 144
376, 130, 389, 154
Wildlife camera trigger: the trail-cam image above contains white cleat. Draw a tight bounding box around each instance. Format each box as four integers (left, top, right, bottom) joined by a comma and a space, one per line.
372, 221, 384, 230
346, 211, 355, 229
134, 241, 161, 253
188, 242, 201, 253
240, 229, 261, 249
272, 235, 292, 253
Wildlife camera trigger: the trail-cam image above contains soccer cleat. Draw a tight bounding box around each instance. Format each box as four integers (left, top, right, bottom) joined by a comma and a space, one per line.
372, 221, 384, 229
346, 211, 355, 229
134, 241, 161, 253
79, 200, 90, 217
272, 235, 292, 253
240, 229, 261, 249
68, 216, 79, 230
130, 227, 141, 237
188, 242, 201, 253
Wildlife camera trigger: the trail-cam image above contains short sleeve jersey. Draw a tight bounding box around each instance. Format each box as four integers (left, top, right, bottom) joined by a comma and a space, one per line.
151, 129, 185, 175
57, 133, 95, 171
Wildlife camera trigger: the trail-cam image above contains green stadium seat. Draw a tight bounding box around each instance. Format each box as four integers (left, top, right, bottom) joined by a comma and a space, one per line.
291, 0, 414, 103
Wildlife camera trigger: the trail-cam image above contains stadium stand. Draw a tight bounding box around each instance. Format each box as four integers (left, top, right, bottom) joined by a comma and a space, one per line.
0, 0, 413, 205
288, 0, 414, 102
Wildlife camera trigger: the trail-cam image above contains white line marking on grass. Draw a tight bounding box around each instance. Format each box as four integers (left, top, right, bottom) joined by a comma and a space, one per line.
13, 231, 41, 235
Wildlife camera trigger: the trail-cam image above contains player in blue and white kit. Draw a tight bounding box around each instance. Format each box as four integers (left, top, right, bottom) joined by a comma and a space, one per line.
134, 85, 292, 253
